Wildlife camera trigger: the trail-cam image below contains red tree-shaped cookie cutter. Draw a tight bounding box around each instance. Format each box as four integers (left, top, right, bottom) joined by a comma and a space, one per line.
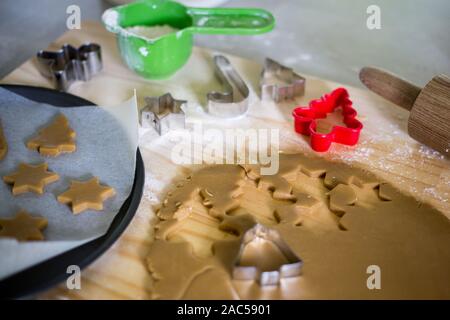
292, 88, 363, 152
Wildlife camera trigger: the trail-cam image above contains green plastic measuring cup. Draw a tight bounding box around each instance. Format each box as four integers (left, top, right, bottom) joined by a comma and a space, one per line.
102, 0, 275, 79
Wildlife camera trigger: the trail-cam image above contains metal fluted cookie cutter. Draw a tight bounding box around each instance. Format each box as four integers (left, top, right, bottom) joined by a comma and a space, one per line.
206, 55, 250, 118
260, 58, 306, 102
232, 224, 303, 286
36, 43, 102, 92
140, 93, 187, 135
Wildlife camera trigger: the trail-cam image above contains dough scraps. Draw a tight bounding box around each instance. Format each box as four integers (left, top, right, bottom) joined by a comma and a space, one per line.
3, 162, 59, 196
0, 211, 48, 241
0, 120, 7, 160
27, 113, 76, 157
57, 177, 116, 214
146, 153, 450, 299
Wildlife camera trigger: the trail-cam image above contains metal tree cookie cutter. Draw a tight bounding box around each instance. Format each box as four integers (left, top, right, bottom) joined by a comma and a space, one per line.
206, 55, 250, 118
292, 87, 363, 152
232, 223, 303, 286
260, 58, 306, 102
36, 43, 102, 92
140, 93, 187, 135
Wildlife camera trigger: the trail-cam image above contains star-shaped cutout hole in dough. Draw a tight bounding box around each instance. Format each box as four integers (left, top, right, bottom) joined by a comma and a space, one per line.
3, 162, 60, 196
57, 177, 116, 214
0, 211, 48, 241
27, 113, 76, 157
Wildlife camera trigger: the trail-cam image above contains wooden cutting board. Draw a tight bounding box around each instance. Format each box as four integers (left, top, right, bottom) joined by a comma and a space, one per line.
2, 21, 449, 299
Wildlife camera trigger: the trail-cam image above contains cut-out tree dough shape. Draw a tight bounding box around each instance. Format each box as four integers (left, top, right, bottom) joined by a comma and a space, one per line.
57, 177, 115, 214
0, 120, 7, 160
328, 184, 357, 217
0, 211, 48, 241
27, 113, 76, 157
3, 163, 59, 195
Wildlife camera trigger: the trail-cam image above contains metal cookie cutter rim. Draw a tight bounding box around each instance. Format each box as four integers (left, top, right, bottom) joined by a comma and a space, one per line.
232, 223, 303, 286
141, 93, 187, 135
36, 43, 102, 92
260, 57, 306, 102
206, 55, 250, 118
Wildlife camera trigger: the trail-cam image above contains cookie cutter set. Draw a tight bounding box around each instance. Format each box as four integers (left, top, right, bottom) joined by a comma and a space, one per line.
140, 55, 308, 135
232, 224, 303, 286
35, 0, 362, 152
36, 43, 102, 92
140, 54, 250, 133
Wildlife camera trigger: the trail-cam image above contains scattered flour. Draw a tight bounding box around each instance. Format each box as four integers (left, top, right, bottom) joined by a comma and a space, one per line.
143, 171, 167, 204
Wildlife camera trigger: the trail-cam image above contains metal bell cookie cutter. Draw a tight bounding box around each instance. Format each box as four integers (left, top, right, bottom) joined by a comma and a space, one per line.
207, 55, 250, 118
141, 93, 187, 135
233, 224, 303, 286
36, 43, 102, 92
292, 87, 363, 152
260, 58, 306, 102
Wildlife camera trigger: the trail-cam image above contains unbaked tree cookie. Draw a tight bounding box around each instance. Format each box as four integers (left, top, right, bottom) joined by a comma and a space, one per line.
57, 177, 116, 214
27, 113, 76, 157
0, 120, 7, 160
0, 211, 48, 241
3, 163, 59, 195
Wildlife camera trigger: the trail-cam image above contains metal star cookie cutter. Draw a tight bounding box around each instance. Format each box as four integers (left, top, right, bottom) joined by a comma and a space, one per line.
36, 43, 102, 92
260, 58, 306, 102
232, 223, 303, 286
141, 93, 187, 135
206, 55, 250, 118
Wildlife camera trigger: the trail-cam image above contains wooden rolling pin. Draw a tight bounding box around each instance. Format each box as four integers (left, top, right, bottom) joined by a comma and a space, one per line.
359, 67, 450, 157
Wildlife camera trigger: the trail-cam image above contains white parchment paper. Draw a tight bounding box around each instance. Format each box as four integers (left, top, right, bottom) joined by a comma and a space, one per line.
0, 87, 138, 280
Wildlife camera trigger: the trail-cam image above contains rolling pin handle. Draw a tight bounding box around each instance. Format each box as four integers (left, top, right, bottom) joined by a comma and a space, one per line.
359, 67, 422, 111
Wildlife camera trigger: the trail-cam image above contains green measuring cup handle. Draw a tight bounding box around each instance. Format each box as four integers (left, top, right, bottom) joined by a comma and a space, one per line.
186, 7, 275, 35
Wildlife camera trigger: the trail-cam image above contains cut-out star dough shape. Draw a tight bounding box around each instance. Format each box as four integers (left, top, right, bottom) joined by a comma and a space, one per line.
27, 114, 76, 157
0, 120, 7, 160
57, 177, 116, 214
0, 211, 48, 241
3, 163, 59, 195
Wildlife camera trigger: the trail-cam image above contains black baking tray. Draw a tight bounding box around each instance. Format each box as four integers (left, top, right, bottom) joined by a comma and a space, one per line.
0, 84, 145, 299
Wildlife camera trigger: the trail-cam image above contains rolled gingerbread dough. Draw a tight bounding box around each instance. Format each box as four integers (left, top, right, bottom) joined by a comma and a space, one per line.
147, 153, 450, 299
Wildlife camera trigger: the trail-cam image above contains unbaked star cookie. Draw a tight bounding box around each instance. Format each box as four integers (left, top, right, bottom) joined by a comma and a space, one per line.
57, 177, 116, 214
0, 211, 48, 241
0, 120, 7, 160
27, 113, 76, 157
3, 163, 60, 195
